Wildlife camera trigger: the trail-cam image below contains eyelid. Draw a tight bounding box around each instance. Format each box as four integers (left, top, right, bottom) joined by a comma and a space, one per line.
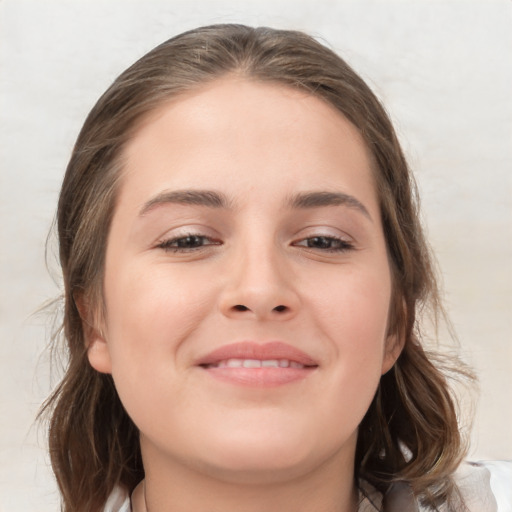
292, 225, 353, 241
153, 224, 217, 242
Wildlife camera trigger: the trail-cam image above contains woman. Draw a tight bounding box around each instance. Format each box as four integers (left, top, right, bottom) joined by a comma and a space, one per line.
41, 24, 505, 511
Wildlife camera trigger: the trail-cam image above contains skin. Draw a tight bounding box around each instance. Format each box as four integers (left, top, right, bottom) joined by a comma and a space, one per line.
85, 77, 403, 512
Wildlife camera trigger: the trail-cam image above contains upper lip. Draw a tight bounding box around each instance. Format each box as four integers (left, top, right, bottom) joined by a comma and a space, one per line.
196, 341, 318, 367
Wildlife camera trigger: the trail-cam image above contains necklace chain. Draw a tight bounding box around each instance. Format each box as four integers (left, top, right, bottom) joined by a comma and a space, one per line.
143, 479, 149, 512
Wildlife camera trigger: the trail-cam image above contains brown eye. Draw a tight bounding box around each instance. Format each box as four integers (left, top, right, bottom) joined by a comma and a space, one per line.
158, 235, 220, 252
175, 235, 207, 248
308, 236, 335, 249
294, 236, 354, 252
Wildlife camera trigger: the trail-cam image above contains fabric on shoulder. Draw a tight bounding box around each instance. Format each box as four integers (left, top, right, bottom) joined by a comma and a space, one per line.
448, 461, 498, 512
482, 460, 512, 512
103, 486, 131, 512
358, 460, 511, 511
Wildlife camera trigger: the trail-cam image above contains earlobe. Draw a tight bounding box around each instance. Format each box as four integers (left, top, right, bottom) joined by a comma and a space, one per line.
381, 333, 405, 375
382, 296, 407, 375
75, 294, 113, 374
87, 335, 113, 374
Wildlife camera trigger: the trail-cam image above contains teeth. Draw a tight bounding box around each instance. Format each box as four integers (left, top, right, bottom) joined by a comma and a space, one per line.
210, 359, 305, 369
226, 359, 243, 368
243, 359, 261, 368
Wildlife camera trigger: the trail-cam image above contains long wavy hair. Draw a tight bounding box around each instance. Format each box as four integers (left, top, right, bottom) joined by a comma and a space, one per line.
41, 24, 474, 511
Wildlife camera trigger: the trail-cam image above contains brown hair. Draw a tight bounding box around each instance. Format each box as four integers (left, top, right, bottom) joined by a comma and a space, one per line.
41, 24, 473, 511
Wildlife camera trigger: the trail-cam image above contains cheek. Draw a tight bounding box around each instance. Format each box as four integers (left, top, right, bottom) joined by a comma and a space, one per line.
311, 263, 392, 346
307, 264, 392, 395
101, 263, 214, 432
103, 262, 213, 368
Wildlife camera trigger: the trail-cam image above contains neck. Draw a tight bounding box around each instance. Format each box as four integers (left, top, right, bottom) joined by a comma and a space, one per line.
132, 442, 359, 512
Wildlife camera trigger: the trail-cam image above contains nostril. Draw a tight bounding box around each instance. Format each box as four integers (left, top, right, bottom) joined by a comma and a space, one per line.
233, 305, 249, 312
273, 305, 287, 312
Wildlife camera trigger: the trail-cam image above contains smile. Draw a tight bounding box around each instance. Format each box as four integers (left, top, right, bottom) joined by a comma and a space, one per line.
203, 358, 307, 369
196, 342, 318, 387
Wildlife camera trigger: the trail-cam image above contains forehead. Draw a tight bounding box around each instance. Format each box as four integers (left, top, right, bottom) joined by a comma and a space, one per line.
120, 77, 377, 215
130, 76, 367, 156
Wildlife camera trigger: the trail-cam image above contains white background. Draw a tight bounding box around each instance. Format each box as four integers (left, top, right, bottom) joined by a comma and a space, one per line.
0, 1, 511, 510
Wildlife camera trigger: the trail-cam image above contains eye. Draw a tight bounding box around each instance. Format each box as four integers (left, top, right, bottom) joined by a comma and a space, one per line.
294, 235, 354, 252
157, 234, 221, 252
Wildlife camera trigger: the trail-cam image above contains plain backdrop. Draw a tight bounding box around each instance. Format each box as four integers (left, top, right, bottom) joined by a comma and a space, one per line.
0, 0, 511, 510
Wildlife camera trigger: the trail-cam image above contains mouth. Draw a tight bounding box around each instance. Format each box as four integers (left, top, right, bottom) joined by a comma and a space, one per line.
196, 341, 318, 387
203, 358, 308, 369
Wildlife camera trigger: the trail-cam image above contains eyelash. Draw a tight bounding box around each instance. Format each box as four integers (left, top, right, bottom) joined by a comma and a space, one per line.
156, 234, 220, 252
294, 235, 354, 253
156, 233, 354, 253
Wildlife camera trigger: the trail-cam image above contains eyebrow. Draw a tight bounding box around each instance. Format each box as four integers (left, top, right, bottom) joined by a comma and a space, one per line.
139, 189, 232, 216
287, 191, 372, 221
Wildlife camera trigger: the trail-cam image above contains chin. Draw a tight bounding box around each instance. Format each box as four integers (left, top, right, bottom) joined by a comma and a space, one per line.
187, 427, 339, 485
196, 448, 319, 485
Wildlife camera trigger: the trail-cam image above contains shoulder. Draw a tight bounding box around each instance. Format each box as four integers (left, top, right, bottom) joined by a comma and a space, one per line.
453, 460, 512, 512
422, 460, 512, 511
103, 486, 131, 512
359, 460, 512, 512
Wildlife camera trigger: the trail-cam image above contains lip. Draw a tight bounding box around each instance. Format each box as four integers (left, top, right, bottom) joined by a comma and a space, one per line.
197, 341, 318, 366
196, 341, 318, 387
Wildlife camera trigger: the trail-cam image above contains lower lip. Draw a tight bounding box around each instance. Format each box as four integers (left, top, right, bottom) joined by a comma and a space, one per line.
200, 366, 317, 387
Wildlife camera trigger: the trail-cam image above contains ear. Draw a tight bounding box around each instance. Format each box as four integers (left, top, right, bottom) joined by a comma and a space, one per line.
381, 332, 405, 375
75, 293, 112, 374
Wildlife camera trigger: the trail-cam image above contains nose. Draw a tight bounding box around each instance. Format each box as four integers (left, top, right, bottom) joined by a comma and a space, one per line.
219, 247, 300, 321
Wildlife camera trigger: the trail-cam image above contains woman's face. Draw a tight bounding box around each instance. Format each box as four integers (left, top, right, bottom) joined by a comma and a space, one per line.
87, 77, 400, 483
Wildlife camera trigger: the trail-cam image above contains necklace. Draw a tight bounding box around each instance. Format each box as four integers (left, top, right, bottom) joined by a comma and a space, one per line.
143, 479, 149, 512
